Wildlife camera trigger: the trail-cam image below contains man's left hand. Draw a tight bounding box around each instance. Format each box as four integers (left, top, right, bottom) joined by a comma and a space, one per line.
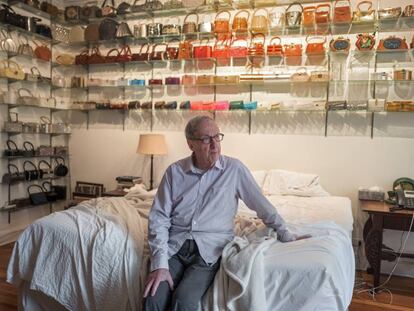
295, 234, 312, 240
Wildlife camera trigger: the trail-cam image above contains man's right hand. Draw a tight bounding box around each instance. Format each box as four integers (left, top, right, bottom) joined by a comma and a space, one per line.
143, 268, 174, 298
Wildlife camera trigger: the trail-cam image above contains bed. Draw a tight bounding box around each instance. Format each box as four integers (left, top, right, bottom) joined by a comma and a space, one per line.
7, 169, 355, 311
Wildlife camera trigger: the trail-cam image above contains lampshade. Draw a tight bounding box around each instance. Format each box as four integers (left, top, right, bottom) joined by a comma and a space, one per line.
137, 134, 167, 155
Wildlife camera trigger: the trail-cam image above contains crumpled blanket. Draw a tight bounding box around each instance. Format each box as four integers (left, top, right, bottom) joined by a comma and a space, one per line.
7, 189, 154, 311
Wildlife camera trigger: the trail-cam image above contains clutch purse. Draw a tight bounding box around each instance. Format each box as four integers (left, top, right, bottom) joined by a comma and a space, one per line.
310, 71, 329, 82
329, 37, 350, 53
196, 75, 214, 85
377, 36, 408, 51
378, 7, 401, 20
214, 75, 239, 84
356, 33, 376, 51
290, 68, 310, 82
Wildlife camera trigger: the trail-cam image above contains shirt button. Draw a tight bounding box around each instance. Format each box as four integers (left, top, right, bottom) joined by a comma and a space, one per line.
193, 221, 197, 225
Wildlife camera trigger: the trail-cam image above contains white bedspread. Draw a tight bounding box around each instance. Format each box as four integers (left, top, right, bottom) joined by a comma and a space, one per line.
204, 221, 355, 311
7, 193, 152, 311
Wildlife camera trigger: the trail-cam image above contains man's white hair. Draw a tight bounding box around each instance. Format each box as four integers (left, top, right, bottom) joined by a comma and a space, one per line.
185, 115, 214, 139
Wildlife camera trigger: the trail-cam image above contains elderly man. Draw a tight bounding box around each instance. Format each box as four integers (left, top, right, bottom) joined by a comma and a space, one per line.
143, 115, 306, 311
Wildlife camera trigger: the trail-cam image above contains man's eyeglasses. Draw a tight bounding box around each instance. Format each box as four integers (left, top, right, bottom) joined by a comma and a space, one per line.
191, 133, 224, 144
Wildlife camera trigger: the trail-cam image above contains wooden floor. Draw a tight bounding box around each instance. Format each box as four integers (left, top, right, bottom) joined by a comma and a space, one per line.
1, 243, 413, 311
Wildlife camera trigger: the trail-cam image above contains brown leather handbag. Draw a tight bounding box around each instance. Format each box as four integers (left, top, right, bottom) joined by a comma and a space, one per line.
88, 46, 106, 64
75, 50, 89, 65
183, 13, 198, 34
85, 23, 100, 42
34, 42, 51, 61
132, 44, 150, 61
178, 40, 193, 60
315, 4, 330, 25
305, 35, 326, 55
214, 11, 231, 39
232, 10, 249, 34
333, 0, 352, 24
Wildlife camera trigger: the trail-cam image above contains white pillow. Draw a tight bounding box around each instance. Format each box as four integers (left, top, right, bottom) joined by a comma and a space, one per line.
262, 169, 329, 197
251, 170, 267, 190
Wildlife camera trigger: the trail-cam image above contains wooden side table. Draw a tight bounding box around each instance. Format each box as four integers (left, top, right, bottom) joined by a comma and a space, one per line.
361, 200, 414, 289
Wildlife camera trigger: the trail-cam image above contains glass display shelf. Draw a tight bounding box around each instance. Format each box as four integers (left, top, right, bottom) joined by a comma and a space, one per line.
1, 175, 68, 185
8, 0, 52, 20
0, 50, 54, 65
2, 131, 71, 136
0, 22, 52, 43
0, 102, 70, 110
2, 154, 70, 160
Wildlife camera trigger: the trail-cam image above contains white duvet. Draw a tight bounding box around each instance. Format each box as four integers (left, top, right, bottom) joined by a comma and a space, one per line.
7, 190, 354, 311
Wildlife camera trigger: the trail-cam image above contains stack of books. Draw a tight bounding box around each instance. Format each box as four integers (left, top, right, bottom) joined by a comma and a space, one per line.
116, 176, 142, 189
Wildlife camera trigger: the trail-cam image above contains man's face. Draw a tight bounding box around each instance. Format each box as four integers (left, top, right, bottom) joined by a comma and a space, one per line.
187, 119, 221, 168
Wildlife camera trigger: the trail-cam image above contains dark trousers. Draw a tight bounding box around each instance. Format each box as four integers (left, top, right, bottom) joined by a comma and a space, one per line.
144, 240, 220, 311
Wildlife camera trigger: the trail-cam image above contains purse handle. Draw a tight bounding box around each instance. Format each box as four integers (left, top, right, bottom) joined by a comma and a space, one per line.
90, 46, 103, 56
303, 6, 316, 12
316, 3, 331, 12
23, 160, 37, 172
139, 43, 150, 54
357, 1, 373, 12
151, 43, 167, 52
269, 36, 282, 45
40, 116, 51, 124
8, 163, 20, 174
167, 38, 181, 47
119, 45, 132, 56
38, 160, 52, 170
101, 0, 115, 8
55, 156, 66, 166
17, 33, 30, 46
6, 139, 18, 151
253, 8, 269, 19
42, 181, 52, 191
27, 184, 45, 196
183, 12, 199, 24
30, 66, 41, 77
8, 112, 19, 122
306, 34, 327, 44
233, 9, 250, 20
215, 10, 231, 21
2, 59, 22, 71
23, 141, 35, 152
286, 2, 303, 13
18, 88, 34, 98
214, 38, 230, 48
334, 0, 351, 8
250, 33, 266, 45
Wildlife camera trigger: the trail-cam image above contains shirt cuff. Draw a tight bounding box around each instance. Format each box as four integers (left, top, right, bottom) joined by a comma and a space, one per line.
150, 255, 169, 272
277, 229, 297, 242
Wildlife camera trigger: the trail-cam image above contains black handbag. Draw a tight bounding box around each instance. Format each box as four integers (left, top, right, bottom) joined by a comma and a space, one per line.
81, 4, 102, 20
22, 141, 36, 157
64, 5, 81, 21
3, 140, 22, 157
54, 157, 69, 177
3, 5, 27, 29
38, 160, 54, 179
42, 181, 59, 202
28, 184, 48, 206
99, 18, 119, 40
2, 164, 25, 184
117, 1, 131, 14
23, 160, 42, 181
35, 24, 52, 38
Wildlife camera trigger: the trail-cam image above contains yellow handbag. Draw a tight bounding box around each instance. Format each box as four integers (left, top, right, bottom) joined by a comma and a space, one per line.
251, 8, 269, 34
0, 60, 25, 80
353, 1, 375, 23
232, 10, 250, 34
56, 53, 75, 65
214, 75, 239, 84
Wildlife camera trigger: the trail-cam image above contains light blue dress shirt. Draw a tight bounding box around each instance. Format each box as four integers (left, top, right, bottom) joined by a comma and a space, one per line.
148, 155, 295, 271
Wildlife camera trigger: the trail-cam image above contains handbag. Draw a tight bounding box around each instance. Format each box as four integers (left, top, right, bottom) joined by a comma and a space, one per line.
251, 8, 269, 34
181, 74, 196, 85
285, 2, 303, 28
4, 112, 23, 133
85, 23, 100, 42
355, 33, 375, 51
117, 45, 132, 62
132, 43, 150, 61
116, 22, 133, 38
0, 30, 17, 53
378, 7, 402, 20
178, 40, 193, 60
38, 160, 54, 179
165, 77, 180, 85
284, 43, 302, 57
303, 6, 315, 27
28, 185, 48, 206
214, 101, 229, 110
117, 1, 131, 14
269, 8, 285, 29
81, 3, 102, 19
38, 145, 54, 156
165, 39, 180, 60
34, 42, 51, 61
248, 33, 265, 57
183, 13, 198, 34
39, 116, 52, 133
193, 39, 212, 58
212, 39, 230, 59
229, 38, 248, 58
267, 36, 283, 56
24, 160, 41, 181
353, 1, 375, 23
229, 100, 243, 110
305, 35, 326, 55
17, 88, 40, 106
232, 10, 250, 34
69, 25, 85, 43
162, 18, 181, 35
41, 181, 59, 202
149, 44, 167, 61
89, 46, 106, 64
56, 53, 75, 65
99, 18, 119, 40
17, 35, 34, 57
290, 67, 310, 81
214, 75, 239, 84
164, 0, 183, 10
315, 4, 330, 25
75, 50, 89, 65
3, 139, 22, 157
101, 0, 117, 17
22, 141, 36, 157
377, 36, 408, 51
51, 24, 70, 43
196, 74, 214, 85
2, 164, 25, 184
214, 11, 231, 39
54, 157, 69, 177
0, 60, 25, 80
333, 0, 352, 24
145, 0, 163, 10
64, 6, 81, 21
40, 1, 59, 17
329, 36, 350, 53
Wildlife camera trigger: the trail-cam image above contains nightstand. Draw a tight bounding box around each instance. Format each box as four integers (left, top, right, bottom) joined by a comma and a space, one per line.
361, 200, 414, 289
102, 189, 127, 197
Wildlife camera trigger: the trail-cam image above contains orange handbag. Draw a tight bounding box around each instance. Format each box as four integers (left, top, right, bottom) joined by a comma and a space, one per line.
214, 11, 231, 39
267, 36, 283, 56
232, 10, 250, 34
229, 38, 248, 58
34, 43, 52, 61
333, 0, 352, 24
303, 6, 316, 27
284, 43, 302, 57
193, 39, 212, 58
178, 40, 193, 60
212, 39, 230, 59
305, 35, 326, 55
248, 33, 265, 56
315, 4, 330, 25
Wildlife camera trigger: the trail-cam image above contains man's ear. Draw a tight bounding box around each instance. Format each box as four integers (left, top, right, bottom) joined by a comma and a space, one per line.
187, 139, 195, 151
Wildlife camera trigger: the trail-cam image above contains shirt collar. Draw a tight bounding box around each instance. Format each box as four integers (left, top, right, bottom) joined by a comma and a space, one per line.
183, 153, 224, 174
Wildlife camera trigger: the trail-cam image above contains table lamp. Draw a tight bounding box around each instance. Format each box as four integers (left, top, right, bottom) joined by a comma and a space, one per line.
137, 134, 167, 190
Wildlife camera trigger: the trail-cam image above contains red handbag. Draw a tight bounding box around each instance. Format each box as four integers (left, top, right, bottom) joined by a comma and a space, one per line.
305, 35, 326, 55
88, 46, 106, 64
178, 40, 193, 60
132, 44, 150, 62
193, 39, 212, 59
229, 38, 248, 58
165, 39, 180, 60
284, 43, 302, 57
267, 36, 283, 56
333, 0, 352, 24
149, 44, 167, 61
212, 39, 230, 59
315, 4, 330, 25
117, 45, 132, 62
248, 33, 266, 57
106, 48, 120, 63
